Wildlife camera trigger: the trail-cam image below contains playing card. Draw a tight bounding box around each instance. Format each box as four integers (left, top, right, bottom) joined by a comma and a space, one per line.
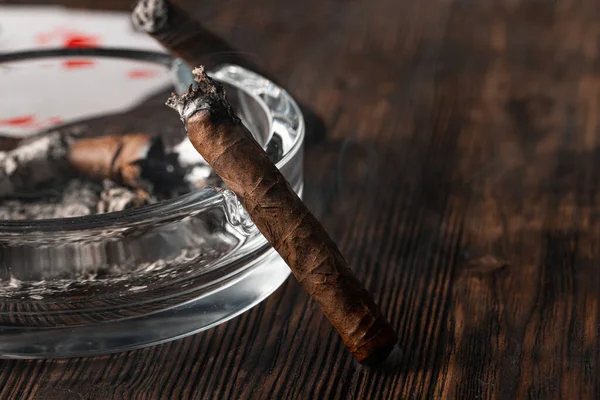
0, 6, 172, 137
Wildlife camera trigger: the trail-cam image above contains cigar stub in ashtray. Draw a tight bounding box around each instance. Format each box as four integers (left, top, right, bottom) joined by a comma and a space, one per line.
0, 128, 209, 218
68, 133, 153, 190
68, 133, 189, 194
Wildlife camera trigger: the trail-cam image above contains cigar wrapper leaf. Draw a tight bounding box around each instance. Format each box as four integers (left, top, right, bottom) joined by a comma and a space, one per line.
166, 67, 398, 364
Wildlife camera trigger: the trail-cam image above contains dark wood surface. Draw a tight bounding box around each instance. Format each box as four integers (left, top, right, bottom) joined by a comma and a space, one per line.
2, 0, 600, 398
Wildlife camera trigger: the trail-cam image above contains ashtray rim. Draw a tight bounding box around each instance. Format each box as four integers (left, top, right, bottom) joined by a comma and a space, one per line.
0, 48, 305, 233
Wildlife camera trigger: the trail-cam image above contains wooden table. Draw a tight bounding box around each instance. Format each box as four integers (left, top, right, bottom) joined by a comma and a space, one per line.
2, 0, 600, 398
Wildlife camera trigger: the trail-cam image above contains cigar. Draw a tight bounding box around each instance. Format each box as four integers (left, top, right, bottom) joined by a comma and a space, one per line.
132, 0, 259, 73
132, 0, 327, 148
0, 129, 201, 202
67, 133, 185, 193
166, 67, 398, 365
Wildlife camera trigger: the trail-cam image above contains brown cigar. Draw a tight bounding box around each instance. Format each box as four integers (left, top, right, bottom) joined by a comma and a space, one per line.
68, 133, 149, 189
166, 67, 398, 365
132, 0, 261, 73
132, 0, 327, 147
68, 133, 184, 192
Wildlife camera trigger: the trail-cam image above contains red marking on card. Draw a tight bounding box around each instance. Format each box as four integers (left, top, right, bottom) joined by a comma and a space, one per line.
35, 29, 100, 48
128, 69, 160, 79
0, 116, 36, 127
63, 59, 95, 69
63, 34, 100, 49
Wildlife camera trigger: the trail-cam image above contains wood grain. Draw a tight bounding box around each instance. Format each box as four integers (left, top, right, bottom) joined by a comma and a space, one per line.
2, 0, 600, 398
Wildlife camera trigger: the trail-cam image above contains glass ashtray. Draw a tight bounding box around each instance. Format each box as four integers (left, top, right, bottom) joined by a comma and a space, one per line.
0, 48, 303, 358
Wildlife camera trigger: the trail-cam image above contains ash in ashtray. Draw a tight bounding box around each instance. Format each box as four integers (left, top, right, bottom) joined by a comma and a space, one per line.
0, 179, 147, 219
0, 127, 282, 220
0, 129, 222, 219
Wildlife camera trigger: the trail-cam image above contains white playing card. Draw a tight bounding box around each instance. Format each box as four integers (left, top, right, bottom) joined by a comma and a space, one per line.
0, 6, 172, 137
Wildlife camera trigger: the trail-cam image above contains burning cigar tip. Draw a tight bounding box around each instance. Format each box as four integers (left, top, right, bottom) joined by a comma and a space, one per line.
165, 90, 204, 123
191, 66, 209, 83
166, 66, 240, 125
132, 0, 170, 34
